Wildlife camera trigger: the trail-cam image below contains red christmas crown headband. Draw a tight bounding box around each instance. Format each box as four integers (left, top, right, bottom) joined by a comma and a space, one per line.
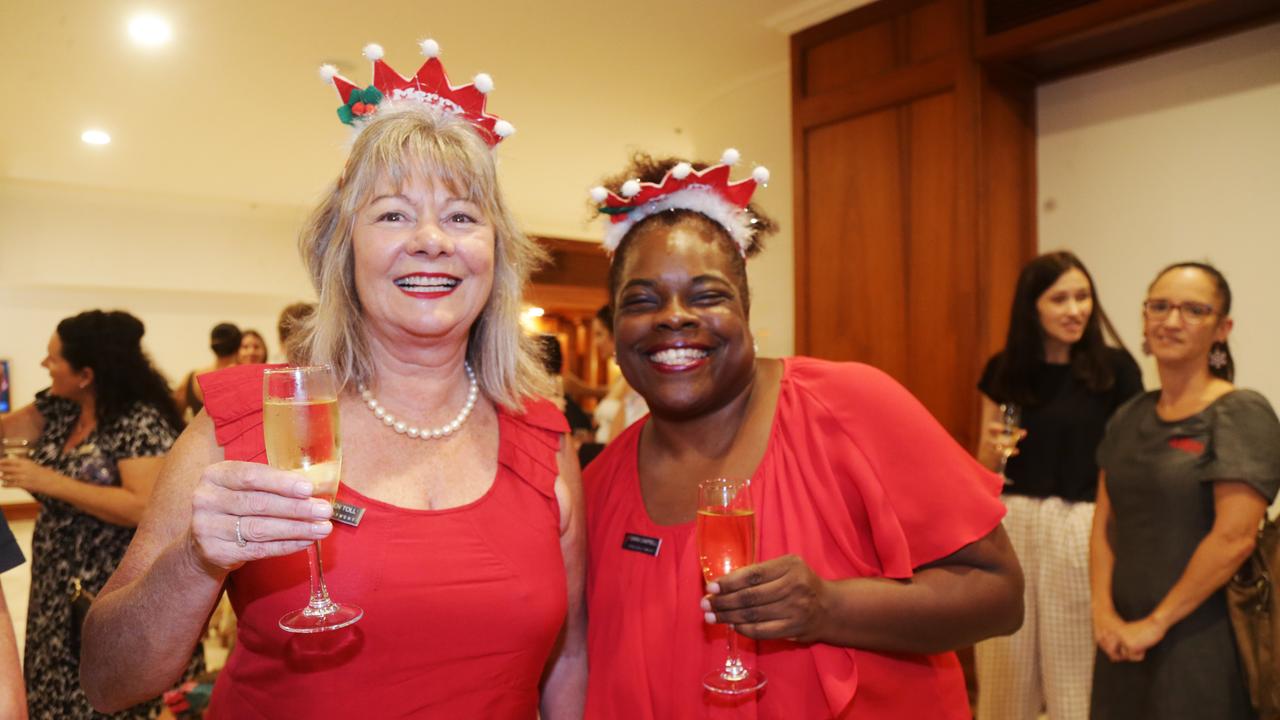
319, 39, 514, 147
589, 149, 769, 255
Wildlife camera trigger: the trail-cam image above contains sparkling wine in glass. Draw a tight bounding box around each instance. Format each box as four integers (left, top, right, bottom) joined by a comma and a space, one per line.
263, 366, 363, 633
697, 477, 767, 695
996, 402, 1022, 484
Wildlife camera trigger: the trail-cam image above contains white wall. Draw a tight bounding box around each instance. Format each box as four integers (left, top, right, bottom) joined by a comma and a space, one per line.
0, 178, 315, 404
1038, 22, 1280, 402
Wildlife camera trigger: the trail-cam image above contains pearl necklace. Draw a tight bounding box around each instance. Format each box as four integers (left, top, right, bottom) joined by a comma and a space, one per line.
357, 363, 479, 440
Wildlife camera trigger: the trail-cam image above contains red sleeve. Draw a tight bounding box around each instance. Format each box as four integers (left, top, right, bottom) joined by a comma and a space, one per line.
198, 363, 280, 463
790, 358, 1005, 575
497, 396, 570, 504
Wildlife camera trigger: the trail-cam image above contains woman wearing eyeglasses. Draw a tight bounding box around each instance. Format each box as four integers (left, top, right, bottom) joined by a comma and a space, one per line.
1089, 262, 1280, 720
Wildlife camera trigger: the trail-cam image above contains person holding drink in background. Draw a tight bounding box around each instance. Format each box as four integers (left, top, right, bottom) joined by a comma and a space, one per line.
973, 252, 1142, 720
1090, 263, 1280, 720
582, 151, 1024, 719
80, 39, 586, 718
0, 309, 204, 719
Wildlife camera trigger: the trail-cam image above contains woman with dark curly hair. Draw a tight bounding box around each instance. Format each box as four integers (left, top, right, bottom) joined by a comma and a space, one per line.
582, 151, 1022, 719
0, 309, 204, 719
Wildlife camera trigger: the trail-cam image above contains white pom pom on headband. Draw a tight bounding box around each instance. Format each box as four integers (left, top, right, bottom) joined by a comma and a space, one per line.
318, 38, 513, 146
590, 149, 769, 256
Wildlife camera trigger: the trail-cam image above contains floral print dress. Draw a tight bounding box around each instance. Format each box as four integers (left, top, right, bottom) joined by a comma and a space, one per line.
24, 392, 204, 719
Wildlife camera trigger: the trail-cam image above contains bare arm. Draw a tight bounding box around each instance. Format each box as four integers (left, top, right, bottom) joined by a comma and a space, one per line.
0, 583, 28, 720
1090, 472, 1125, 660
0, 455, 163, 527
539, 436, 587, 720
707, 524, 1024, 654
1111, 481, 1265, 661
0, 402, 44, 444
80, 413, 332, 712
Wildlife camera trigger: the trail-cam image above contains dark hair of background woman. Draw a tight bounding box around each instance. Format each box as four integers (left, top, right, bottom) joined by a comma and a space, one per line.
210, 322, 242, 358
56, 310, 183, 430
989, 251, 1128, 407
597, 153, 778, 314
1149, 260, 1234, 382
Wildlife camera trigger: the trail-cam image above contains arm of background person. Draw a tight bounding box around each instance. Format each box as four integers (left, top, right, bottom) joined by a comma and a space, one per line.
1089, 472, 1125, 661
0, 455, 163, 527
539, 436, 587, 720
0, 402, 44, 444
707, 523, 1024, 654
1111, 480, 1264, 660
80, 413, 326, 711
562, 372, 607, 401
0, 583, 28, 720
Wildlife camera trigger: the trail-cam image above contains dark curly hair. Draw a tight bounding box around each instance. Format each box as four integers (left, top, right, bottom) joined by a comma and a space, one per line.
596, 153, 777, 314
56, 310, 182, 430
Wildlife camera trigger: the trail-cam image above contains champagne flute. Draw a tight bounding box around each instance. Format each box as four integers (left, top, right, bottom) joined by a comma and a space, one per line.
996, 402, 1022, 484
697, 477, 767, 695
263, 366, 363, 633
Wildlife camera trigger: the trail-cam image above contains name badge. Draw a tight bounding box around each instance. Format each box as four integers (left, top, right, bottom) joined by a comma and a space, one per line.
332, 501, 366, 527
622, 532, 662, 557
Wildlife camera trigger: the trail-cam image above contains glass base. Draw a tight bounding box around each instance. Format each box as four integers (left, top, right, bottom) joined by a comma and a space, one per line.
702, 668, 767, 695
279, 602, 364, 634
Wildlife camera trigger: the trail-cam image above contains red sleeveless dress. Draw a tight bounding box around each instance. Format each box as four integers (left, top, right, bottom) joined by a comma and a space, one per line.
584, 357, 1006, 719
199, 364, 569, 719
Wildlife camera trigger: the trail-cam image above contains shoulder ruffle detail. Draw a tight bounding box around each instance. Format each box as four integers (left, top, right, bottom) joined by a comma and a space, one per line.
198, 363, 281, 463
497, 397, 569, 501
783, 356, 1005, 577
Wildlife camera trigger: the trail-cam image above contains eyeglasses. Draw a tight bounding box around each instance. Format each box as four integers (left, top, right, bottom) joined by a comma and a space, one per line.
1143, 299, 1217, 324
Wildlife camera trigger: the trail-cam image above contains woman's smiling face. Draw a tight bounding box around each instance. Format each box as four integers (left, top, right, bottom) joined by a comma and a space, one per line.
611, 215, 755, 420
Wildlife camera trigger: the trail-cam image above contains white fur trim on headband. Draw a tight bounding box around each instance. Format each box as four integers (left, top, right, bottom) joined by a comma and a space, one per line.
602, 187, 754, 256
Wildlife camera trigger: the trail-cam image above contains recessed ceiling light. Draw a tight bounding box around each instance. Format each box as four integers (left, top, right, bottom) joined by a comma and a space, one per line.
81, 129, 111, 145
128, 14, 172, 47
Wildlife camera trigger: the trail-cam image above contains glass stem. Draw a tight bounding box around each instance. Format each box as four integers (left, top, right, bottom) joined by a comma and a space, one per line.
722, 625, 749, 682
304, 540, 336, 615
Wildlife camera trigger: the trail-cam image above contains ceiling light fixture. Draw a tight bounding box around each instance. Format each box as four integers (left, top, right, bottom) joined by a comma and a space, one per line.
81, 129, 112, 145
128, 14, 172, 47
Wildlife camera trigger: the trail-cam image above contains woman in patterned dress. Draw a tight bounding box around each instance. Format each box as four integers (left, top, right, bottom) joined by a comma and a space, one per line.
0, 309, 203, 719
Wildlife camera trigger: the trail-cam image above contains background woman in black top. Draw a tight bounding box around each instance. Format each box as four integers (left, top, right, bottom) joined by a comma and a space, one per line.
974, 251, 1143, 720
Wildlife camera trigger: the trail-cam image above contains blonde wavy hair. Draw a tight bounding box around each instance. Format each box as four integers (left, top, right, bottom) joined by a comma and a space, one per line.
290, 103, 552, 409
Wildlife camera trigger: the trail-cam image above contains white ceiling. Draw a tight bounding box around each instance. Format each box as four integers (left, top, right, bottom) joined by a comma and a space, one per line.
0, 0, 869, 238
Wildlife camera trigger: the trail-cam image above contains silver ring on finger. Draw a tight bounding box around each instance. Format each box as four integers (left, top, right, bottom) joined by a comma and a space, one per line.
235, 516, 248, 548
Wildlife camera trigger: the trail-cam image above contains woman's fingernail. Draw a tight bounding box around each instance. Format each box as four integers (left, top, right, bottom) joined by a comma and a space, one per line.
700, 598, 711, 611
707, 582, 721, 594
312, 501, 333, 518
295, 481, 314, 496
704, 612, 717, 624
312, 521, 332, 535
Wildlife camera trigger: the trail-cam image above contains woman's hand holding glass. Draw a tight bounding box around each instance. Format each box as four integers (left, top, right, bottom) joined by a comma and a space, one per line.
187, 461, 334, 573
0, 455, 61, 494
987, 403, 1025, 482
703, 554, 832, 642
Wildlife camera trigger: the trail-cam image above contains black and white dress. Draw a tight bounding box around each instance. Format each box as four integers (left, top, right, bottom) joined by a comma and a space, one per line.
24, 391, 204, 720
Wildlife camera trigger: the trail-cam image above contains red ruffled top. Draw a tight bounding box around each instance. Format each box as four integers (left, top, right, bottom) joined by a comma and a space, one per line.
583, 357, 1005, 719
199, 364, 569, 719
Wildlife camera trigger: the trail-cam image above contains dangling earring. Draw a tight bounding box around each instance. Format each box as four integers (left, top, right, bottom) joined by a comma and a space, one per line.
752, 339, 760, 354
1208, 342, 1229, 370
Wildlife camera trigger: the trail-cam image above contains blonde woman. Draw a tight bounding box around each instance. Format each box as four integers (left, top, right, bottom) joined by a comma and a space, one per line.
81, 45, 585, 719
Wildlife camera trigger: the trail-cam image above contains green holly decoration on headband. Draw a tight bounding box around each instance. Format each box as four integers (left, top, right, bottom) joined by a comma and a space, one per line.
337, 86, 384, 125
